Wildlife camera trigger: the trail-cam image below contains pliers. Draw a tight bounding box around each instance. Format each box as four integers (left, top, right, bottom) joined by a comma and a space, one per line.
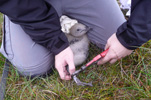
70, 49, 109, 86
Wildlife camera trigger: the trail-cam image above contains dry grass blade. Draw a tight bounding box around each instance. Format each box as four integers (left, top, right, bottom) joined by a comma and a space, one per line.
42, 90, 59, 97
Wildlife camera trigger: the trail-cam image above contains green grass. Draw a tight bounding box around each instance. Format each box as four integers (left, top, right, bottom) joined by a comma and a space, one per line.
0, 8, 151, 100
0, 14, 5, 76
3, 44, 151, 100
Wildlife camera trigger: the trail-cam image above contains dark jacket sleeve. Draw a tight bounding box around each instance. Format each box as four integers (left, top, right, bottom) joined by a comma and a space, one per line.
0, 0, 69, 55
116, 0, 151, 50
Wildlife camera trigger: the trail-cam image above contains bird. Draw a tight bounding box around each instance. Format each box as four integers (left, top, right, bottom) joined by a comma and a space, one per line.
65, 23, 90, 66
60, 15, 90, 66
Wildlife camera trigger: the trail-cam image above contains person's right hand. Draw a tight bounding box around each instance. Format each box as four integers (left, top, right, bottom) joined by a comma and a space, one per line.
98, 33, 133, 65
55, 47, 75, 80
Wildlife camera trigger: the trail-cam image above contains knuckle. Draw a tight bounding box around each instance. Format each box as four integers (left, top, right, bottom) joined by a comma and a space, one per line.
110, 54, 116, 58
69, 68, 75, 72
110, 50, 119, 59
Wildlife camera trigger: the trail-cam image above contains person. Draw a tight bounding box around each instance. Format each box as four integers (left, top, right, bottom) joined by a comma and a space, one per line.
98, 0, 151, 65
0, 0, 126, 80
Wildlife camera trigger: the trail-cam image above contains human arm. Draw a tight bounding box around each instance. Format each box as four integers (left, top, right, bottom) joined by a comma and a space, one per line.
98, 0, 151, 65
0, 0, 68, 55
0, 0, 75, 80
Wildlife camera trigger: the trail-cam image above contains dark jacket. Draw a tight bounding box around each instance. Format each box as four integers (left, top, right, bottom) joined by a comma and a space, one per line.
116, 0, 151, 50
0, 0, 69, 55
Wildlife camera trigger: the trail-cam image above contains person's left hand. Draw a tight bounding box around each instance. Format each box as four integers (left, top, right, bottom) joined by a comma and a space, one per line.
55, 47, 75, 80
98, 33, 133, 65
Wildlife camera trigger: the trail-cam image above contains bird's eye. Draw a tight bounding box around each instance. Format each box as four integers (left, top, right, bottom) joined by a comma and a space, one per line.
77, 29, 80, 31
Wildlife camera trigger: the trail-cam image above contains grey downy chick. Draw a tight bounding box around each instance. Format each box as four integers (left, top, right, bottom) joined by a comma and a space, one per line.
65, 23, 90, 66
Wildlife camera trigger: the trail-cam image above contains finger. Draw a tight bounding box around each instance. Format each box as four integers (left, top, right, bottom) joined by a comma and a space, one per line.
56, 65, 71, 80
64, 75, 71, 80
63, 67, 71, 80
109, 58, 118, 64
66, 59, 75, 75
97, 48, 117, 65
55, 65, 65, 79
97, 52, 111, 65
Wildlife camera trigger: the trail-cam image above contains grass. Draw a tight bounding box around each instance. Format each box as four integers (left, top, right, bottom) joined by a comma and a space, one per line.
0, 14, 5, 76
3, 44, 151, 100
0, 5, 151, 100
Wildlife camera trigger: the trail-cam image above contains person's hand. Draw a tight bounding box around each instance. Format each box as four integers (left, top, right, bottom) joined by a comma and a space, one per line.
98, 33, 133, 65
55, 47, 75, 80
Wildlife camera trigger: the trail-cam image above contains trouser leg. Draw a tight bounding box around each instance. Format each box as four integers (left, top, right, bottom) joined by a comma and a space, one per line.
0, 16, 54, 77
61, 0, 126, 48
0, 0, 63, 77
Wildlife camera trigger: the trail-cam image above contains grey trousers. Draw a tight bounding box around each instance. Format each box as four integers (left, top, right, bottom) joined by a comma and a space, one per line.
0, 0, 125, 77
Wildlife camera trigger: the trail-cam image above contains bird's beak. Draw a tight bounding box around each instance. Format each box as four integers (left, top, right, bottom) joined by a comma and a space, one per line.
85, 26, 91, 32
80, 26, 91, 33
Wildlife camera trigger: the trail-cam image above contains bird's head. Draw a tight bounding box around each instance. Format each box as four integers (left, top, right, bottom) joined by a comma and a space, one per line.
70, 23, 90, 37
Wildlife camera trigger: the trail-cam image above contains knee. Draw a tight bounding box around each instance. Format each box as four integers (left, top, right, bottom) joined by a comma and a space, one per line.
10, 54, 54, 77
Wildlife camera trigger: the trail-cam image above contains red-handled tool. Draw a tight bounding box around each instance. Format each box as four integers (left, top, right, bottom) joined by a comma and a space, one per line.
71, 49, 109, 86
72, 49, 109, 76
86, 48, 109, 67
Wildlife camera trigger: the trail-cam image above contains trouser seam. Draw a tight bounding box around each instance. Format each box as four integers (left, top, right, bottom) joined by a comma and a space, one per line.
4, 15, 14, 60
